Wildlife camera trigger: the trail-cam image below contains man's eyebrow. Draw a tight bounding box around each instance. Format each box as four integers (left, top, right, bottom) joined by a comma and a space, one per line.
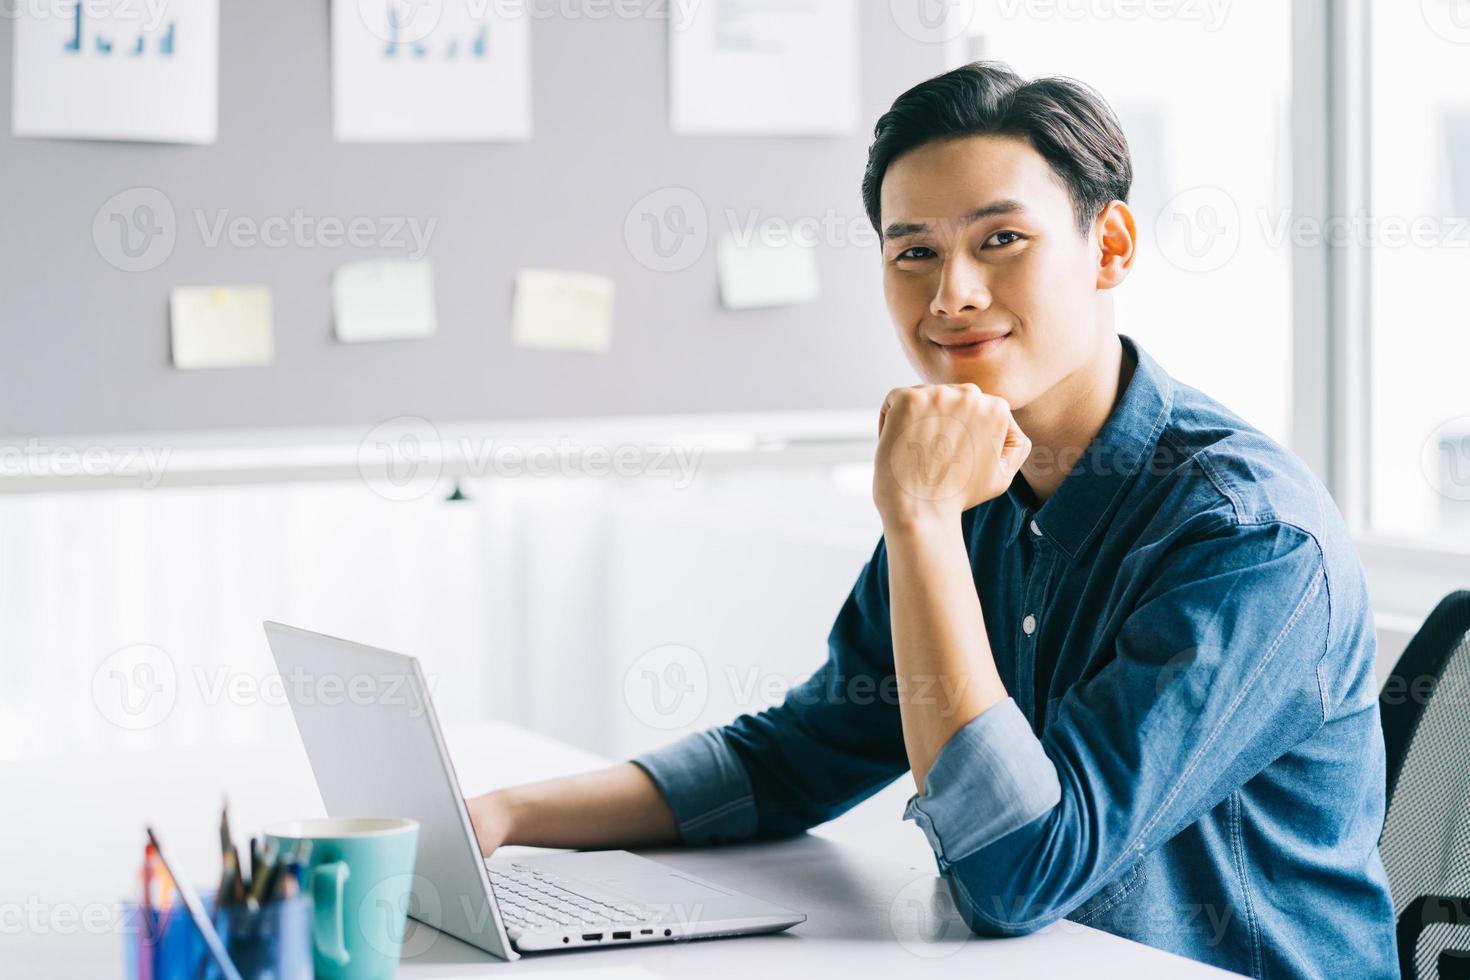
882, 200, 1029, 241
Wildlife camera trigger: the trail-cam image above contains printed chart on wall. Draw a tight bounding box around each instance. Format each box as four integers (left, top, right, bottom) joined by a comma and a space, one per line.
333, 0, 532, 142
670, 0, 859, 136
11, 0, 219, 142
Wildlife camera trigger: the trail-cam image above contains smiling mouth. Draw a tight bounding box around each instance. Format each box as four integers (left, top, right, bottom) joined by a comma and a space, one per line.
930, 333, 1010, 356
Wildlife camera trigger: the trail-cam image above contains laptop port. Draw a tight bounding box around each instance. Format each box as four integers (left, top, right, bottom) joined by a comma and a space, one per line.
640, 929, 653, 935
582, 933, 603, 942
613, 931, 631, 940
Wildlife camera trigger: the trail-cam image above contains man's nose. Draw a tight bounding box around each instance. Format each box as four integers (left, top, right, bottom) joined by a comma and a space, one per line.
930, 257, 991, 319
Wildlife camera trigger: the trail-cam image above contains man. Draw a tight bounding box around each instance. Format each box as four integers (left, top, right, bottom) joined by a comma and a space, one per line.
468, 62, 1397, 978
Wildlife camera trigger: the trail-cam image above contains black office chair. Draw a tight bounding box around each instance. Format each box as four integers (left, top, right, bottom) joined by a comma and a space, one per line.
1380, 591, 1470, 980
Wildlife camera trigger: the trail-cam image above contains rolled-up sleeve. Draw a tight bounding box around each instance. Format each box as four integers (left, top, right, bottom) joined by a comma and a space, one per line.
631, 729, 757, 844
903, 698, 1060, 867
933, 518, 1331, 937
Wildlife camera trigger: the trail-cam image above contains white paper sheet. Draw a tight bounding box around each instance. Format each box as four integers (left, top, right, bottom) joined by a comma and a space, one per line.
333, 259, 438, 342
669, 0, 859, 136
717, 234, 820, 309
333, 0, 532, 142
511, 269, 614, 353
169, 286, 273, 369
12, 0, 219, 143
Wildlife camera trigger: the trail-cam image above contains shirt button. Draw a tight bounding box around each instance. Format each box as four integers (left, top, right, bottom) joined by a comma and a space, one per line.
1022, 614, 1037, 635
1030, 519, 1042, 536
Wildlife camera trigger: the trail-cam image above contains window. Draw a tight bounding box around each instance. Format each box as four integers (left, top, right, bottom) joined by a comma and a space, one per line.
1367, 2, 1470, 542
957, 1, 1294, 443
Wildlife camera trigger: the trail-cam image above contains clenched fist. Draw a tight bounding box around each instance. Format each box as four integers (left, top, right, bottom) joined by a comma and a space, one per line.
873, 383, 1031, 530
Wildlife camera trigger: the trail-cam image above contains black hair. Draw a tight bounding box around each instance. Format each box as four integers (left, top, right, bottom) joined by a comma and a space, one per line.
861, 61, 1132, 235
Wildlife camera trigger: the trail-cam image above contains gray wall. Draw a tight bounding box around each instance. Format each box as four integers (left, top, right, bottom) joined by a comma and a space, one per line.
0, 2, 940, 439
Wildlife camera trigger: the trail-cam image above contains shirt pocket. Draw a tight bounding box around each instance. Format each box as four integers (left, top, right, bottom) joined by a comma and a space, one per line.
1065, 858, 1148, 927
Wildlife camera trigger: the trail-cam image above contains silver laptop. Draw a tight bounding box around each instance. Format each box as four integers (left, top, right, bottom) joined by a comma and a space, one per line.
263, 621, 805, 959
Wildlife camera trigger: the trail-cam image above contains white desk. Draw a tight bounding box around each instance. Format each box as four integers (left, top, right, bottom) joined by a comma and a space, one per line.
0, 722, 1241, 978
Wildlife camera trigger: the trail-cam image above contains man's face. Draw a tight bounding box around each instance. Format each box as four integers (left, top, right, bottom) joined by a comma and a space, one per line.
879, 134, 1110, 411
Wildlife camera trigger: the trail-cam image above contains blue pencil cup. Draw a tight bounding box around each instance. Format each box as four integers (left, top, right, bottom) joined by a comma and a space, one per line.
122, 892, 313, 980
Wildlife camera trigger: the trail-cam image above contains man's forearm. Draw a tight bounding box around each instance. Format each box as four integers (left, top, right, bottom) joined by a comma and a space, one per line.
884, 517, 1008, 792
493, 763, 680, 850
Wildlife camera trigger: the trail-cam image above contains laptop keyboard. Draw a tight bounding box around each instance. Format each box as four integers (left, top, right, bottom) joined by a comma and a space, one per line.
490, 865, 649, 934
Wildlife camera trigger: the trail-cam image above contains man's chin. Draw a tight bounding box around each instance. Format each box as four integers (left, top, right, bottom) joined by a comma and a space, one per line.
928, 364, 1010, 397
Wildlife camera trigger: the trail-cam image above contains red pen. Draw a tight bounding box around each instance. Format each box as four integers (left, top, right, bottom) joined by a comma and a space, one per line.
139, 842, 157, 980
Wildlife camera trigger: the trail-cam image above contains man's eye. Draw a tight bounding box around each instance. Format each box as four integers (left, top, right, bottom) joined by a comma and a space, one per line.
985, 231, 1022, 247
896, 246, 936, 261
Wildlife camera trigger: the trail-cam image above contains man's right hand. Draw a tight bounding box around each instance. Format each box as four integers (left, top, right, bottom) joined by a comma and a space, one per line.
467, 788, 516, 857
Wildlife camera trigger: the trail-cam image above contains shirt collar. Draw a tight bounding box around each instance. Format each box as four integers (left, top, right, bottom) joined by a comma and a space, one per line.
1005, 334, 1173, 562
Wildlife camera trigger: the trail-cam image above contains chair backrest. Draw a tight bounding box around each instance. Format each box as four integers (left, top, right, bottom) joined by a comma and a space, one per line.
1380, 591, 1470, 980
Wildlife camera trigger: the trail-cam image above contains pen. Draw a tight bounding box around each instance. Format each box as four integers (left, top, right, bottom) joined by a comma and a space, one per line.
145, 827, 243, 980
248, 838, 278, 907
145, 842, 174, 931
218, 806, 242, 910
139, 842, 155, 980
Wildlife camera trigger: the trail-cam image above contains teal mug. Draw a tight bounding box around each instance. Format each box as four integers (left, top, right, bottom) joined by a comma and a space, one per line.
265, 818, 419, 980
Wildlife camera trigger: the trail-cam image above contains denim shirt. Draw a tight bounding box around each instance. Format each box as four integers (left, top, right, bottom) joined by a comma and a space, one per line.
632, 335, 1397, 979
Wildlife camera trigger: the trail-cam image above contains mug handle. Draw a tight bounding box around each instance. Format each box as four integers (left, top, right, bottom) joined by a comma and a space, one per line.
311, 861, 352, 968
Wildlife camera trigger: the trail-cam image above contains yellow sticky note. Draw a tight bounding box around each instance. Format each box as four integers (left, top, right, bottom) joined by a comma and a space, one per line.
511, 269, 614, 353
169, 285, 273, 369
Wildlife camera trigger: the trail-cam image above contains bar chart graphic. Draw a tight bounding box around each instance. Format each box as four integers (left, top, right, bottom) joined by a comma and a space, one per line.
62, 2, 178, 59
334, 0, 530, 141
380, 1, 488, 60
14, 0, 218, 142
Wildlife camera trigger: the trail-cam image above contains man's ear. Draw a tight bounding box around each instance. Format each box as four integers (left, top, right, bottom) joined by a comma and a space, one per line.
1095, 200, 1137, 290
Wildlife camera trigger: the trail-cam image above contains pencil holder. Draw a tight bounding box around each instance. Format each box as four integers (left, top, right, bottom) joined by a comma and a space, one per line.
122, 891, 313, 980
